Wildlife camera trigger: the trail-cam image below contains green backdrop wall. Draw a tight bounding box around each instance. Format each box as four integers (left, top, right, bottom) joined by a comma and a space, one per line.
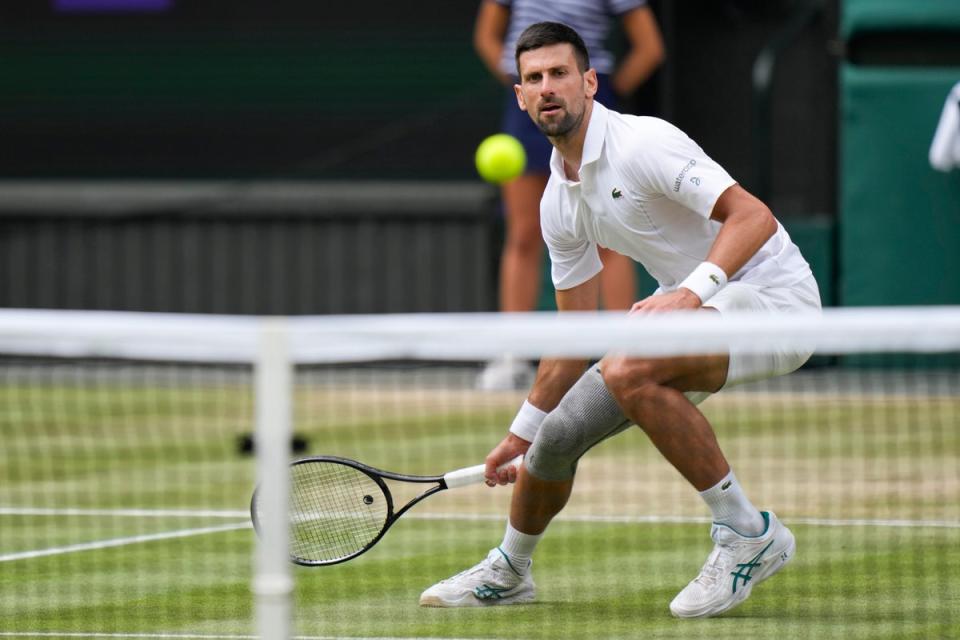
839, 0, 960, 307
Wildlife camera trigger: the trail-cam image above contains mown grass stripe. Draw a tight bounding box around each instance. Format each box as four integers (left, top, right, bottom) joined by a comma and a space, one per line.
0, 522, 250, 563
0, 508, 249, 518
2, 507, 957, 529
0, 633, 490, 640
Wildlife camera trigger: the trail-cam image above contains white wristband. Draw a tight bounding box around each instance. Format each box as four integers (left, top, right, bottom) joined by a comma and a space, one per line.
679, 261, 728, 304
508, 400, 548, 442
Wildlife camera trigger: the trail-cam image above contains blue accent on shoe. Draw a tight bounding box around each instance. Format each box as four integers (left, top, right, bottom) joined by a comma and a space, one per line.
495, 547, 526, 576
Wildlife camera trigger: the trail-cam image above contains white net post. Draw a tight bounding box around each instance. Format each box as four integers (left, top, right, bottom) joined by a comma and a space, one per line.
253, 319, 294, 640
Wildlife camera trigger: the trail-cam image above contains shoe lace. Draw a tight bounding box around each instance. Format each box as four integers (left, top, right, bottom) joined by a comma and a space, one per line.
440, 557, 497, 585
694, 541, 739, 588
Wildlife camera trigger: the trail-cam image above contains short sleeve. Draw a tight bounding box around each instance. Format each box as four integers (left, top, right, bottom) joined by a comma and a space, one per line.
624, 120, 736, 219
547, 237, 602, 291
540, 192, 603, 291
607, 0, 647, 16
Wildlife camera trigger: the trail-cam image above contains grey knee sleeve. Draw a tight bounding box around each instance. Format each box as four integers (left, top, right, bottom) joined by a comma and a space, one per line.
526, 366, 632, 481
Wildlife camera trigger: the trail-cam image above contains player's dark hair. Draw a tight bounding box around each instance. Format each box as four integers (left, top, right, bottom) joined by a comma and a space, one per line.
514, 21, 591, 76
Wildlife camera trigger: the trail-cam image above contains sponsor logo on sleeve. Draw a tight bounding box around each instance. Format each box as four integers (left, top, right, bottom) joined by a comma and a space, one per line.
673, 159, 697, 192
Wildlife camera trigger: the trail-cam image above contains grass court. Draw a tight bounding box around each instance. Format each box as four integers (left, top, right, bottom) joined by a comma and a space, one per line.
1, 366, 958, 639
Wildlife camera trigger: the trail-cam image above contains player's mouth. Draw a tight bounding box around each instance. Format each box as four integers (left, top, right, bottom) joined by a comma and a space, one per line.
539, 102, 564, 116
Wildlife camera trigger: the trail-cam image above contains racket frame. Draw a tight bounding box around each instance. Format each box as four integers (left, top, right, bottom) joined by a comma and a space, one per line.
251, 455, 452, 566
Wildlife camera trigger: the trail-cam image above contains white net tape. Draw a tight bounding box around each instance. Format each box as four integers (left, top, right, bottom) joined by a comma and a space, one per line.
0, 307, 958, 362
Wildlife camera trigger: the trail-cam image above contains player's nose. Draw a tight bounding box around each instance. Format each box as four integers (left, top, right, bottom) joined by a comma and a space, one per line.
539, 76, 556, 96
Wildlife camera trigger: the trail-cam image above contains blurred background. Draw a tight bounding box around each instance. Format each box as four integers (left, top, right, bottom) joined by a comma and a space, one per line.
0, 0, 958, 314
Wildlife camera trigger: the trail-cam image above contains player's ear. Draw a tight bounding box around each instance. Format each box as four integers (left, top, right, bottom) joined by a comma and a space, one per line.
584, 68, 598, 99
514, 83, 528, 112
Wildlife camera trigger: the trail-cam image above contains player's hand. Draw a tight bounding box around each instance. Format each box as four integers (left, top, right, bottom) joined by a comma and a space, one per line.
484, 433, 531, 487
629, 289, 702, 315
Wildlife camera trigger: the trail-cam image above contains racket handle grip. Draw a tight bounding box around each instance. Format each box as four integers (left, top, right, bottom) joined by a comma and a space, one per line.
443, 455, 524, 489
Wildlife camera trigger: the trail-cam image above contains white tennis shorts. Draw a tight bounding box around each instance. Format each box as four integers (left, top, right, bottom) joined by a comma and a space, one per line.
703, 275, 822, 391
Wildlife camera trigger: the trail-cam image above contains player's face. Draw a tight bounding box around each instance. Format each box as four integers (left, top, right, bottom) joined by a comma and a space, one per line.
515, 44, 597, 139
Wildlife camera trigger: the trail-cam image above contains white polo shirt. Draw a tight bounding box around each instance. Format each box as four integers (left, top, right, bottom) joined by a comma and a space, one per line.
541, 102, 812, 292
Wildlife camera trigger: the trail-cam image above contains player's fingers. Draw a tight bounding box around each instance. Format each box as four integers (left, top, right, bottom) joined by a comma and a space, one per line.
495, 465, 517, 485
484, 460, 499, 487
630, 297, 652, 315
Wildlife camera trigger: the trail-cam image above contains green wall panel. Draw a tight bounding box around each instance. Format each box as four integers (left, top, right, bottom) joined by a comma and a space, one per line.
783, 216, 835, 306
843, 0, 960, 38
840, 65, 960, 307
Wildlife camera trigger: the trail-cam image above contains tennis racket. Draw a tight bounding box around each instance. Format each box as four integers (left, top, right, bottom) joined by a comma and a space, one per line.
250, 454, 523, 566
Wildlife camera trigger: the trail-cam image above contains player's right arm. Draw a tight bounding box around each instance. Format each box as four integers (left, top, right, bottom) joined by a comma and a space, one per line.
528, 275, 602, 409
484, 274, 601, 485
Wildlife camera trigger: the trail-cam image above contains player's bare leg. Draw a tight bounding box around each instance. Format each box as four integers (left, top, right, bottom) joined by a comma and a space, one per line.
601, 354, 795, 618
424, 365, 619, 607
600, 353, 730, 490
510, 469, 574, 534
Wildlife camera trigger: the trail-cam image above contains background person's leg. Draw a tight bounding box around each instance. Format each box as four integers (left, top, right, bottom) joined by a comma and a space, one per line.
597, 247, 637, 310
499, 174, 549, 313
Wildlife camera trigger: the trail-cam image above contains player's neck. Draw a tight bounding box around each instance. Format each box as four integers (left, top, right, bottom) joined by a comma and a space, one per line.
550, 101, 593, 181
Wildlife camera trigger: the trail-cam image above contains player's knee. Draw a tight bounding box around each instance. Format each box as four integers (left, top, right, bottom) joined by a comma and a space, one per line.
602, 358, 659, 405
525, 410, 584, 482
537, 411, 585, 457
505, 227, 543, 256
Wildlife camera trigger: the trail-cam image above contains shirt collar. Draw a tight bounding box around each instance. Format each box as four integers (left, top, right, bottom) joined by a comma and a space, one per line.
581, 100, 608, 167
549, 100, 609, 183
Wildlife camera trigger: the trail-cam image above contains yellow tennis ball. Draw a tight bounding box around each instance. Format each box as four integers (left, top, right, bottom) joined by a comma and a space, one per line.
475, 134, 526, 184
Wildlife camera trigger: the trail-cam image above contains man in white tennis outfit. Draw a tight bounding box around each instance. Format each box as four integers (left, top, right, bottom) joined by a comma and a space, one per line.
420, 22, 820, 617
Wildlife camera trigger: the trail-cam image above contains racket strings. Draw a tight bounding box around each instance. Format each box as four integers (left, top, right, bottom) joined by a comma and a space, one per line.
288, 462, 388, 563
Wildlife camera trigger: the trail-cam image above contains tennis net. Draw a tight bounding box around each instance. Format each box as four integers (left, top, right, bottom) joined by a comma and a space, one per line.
0, 308, 957, 639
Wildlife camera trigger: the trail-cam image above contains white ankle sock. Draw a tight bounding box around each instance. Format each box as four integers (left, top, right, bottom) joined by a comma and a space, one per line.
699, 470, 766, 536
499, 521, 541, 573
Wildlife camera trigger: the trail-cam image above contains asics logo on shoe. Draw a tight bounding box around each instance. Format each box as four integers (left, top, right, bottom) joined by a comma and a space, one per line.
474, 584, 510, 600
730, 540, 775, 594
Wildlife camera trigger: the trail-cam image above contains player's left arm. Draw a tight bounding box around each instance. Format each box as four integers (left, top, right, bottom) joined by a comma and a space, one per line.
631, 184, 777, 313
703, 183, 778, 280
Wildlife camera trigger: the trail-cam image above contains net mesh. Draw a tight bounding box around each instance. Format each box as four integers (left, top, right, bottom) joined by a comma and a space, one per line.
0, 310, 958, 639
0, 359, 255, 632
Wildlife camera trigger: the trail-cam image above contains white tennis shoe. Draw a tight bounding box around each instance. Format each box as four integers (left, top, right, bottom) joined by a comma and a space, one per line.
419, 547, 535, 607
670, 511, 795, 618
476, 356, 536, 391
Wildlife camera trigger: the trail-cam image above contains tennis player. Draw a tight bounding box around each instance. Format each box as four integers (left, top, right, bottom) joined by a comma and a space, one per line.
420, 22, 821, 617
474, 0, 664, 390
